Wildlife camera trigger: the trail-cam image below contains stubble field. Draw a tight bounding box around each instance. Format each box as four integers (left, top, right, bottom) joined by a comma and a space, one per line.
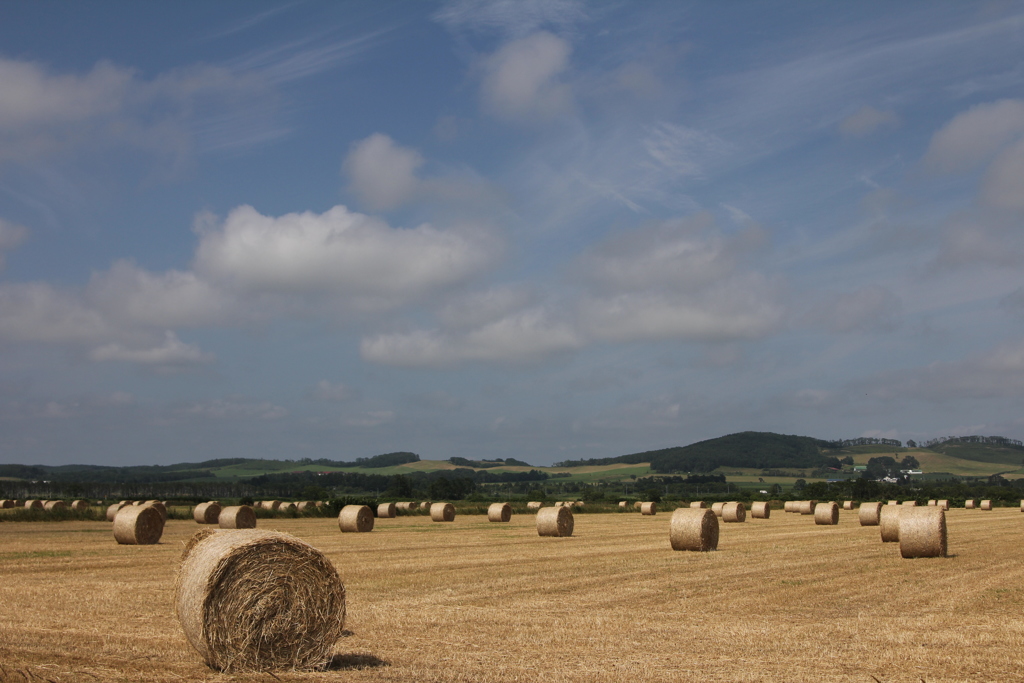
1, 507, 1022, 682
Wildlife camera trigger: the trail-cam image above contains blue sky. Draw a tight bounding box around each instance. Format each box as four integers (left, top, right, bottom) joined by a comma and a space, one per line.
2, 1, 1024, 467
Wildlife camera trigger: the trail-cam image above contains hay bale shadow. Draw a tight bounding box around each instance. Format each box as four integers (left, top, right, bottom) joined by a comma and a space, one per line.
326, 653, 388, 671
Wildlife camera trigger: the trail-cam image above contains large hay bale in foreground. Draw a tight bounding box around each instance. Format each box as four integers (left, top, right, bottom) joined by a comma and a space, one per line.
430, 502, 455, 522
113, 505, 165, 545
43, 500, 66, 511
879, 505, 901, 543
965, 499, 975, 509
842, 500, 854, 511
194, 502, 222, 525
814, 501, 839, 525
175, 529, 346, 673
376, 503, 396, 518
640, 502, 657, 516
899, 507, 947, 558
858, 502, 883, 526
527, 501, 543, 510
689, 501, 706, 509
722, 502, 746, 523
711, 502, 725, 517
487, 502, 512, 523
980, 499, 992, 510
799, 500, 818, 515
536, 506, 573, 537
24, 499, 43, 510
70, 500, 89, 511
750, 501, 770, 519
219, 506, 257, 529
143, 501, 168, 521
669, 508, 719, 552
338, 505, 374, 533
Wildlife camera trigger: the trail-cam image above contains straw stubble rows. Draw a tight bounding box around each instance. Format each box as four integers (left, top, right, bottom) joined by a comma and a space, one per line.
0, 508, 1023, 682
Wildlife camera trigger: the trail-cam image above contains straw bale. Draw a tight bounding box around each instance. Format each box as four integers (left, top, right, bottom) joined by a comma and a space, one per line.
70, 500, 89, 511
536, 506, 574, 537
689, 501, 706, 509
376, 503, 396, 518
899, 507, 947, 558
722, 502, 746, 523
888, 500, 898, 505
175, 529, 346, 672
487, 502, 512, 523
814, 501, 839, 525
430, 502, 455, 522
783, 501, 796, 513
1021, 499, 1024, 513
799, 500, 818, 515
219, 506, 257, 529
263, 501, 281, 511
633, 501, 642, 510
842, 500, 854, 510
106, 502, 129, 521
554, 501, 564, 507
879, 504, 901, 542
711, 502, 725, 517
338, 505, 374, 533
927, 500, 937, 506
395, 502, 412, 512
43, 500, 66, 511
24, 499, 43, 510
296, 501, 314, 512
750, 501, 770, 519
527, 501, 543, 510
143, 500, 168, 521
640, 502, 657, 516
617, 501, 627, 509
113, 504, 165, 545
279, 502, 296, 513
0, 500, 7, 508
858, 502, 883, 526
194, 502, 222, 525
902, 500, 918, 507
669, 508, 719, 552
965, 499, 975, 509
980, 499, 992, 510
937, 499, 949, 511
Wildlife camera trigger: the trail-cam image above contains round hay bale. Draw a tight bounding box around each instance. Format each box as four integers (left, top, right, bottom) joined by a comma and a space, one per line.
711, 502, 725, 517
633, 501, 642, 510
937, 499, 949, 511
980, 499, 992, 510
143, 500, 168, 521
338, 505, 374, 533
879, 505, 901, 542
24, 499, 43, 510
296, 501, 314, 512
175, 529, 346, 672
395, 502, 411, 512
799, 500, 818, 515
43, 500, 66, 511
750, 501, 770, 519
376, 503, 396, 518
219, 506, 257, 529
106, 502, 130, 521
689, 501, 706, 509
927, 500, 936, 506
113, 504, 165, 545
783, 501, 796, 513
669, 508, 719, 552
842, 500, 854, 511
899, 507, 947, 558
526, 501, 542, 510
263, 501, 281, 511
618, 501, 627, 509
902, 500, 918, 507
888, 500, 898, 506
554, 501, 564, 507
279, 502, 296, 513
70, 500, 89, 511
194, 502, 222, 525
0, 500, 7, 508
430, 502, 455, 522
722, 502, 746, 523
965, 499, 976, 509
536, 506, 573, 537
858, 502, 883, 526
1021, 499, 1024, 513
814, 501, 839, 525
640, 502, 657, 516
487, 502, 512, 523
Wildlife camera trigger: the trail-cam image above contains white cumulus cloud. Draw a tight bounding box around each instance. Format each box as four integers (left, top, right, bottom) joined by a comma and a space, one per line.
480, 31, 573, 122
90, 330, 213, 369
923, 99, 1024, 173
343, 133, 424, 211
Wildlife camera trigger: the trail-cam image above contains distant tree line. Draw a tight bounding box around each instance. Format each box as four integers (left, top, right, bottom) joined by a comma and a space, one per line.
824, 437, 903, 448
922, 435, 1024, 449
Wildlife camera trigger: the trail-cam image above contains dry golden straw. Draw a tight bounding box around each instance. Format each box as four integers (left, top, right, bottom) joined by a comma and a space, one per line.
105, 502, 129, 521
858, 502, 883, 526
669, 508, 719, 552
641, 502, 657, 516
487, 502, 512, 523
633, 501, 642, 510
430, 502, 455, 522
70, 500, 89, 511
902, 500, 918, 507
143, 501, 168, 521
842, 501, 854, 511
536, 506, 574, 537
376, 503, 396, 518
689, 501, 706, 509
24, 499, 43, 510
296, 501, 314, 512
750, 501, 770, 519
927, 500, 936, 506
527, 501, 543, 510
711, 502, 725, 517
280, 502, 296, 513
113, 504, 165, 545
194, 502, 222, 525
618, 501, 627, 509
174, 529, 346, 673
937, 499, 949, 511
879, 505, 901, 542
888, 500, 898, 505
338, 505, 374, 533
218, 506, 257, 529
799, 500, 818, 515
965, 499, 975, 509
43, 500, 66, 511
814, 502, 839, 526
395, 502, 412, 512
898, 507, 947, 558
783, 501, 796, 513
980, 500, 992, 510
722, 502, 746, 523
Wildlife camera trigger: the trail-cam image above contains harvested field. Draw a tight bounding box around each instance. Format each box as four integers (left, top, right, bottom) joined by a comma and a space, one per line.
1, 509, 1023, 682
